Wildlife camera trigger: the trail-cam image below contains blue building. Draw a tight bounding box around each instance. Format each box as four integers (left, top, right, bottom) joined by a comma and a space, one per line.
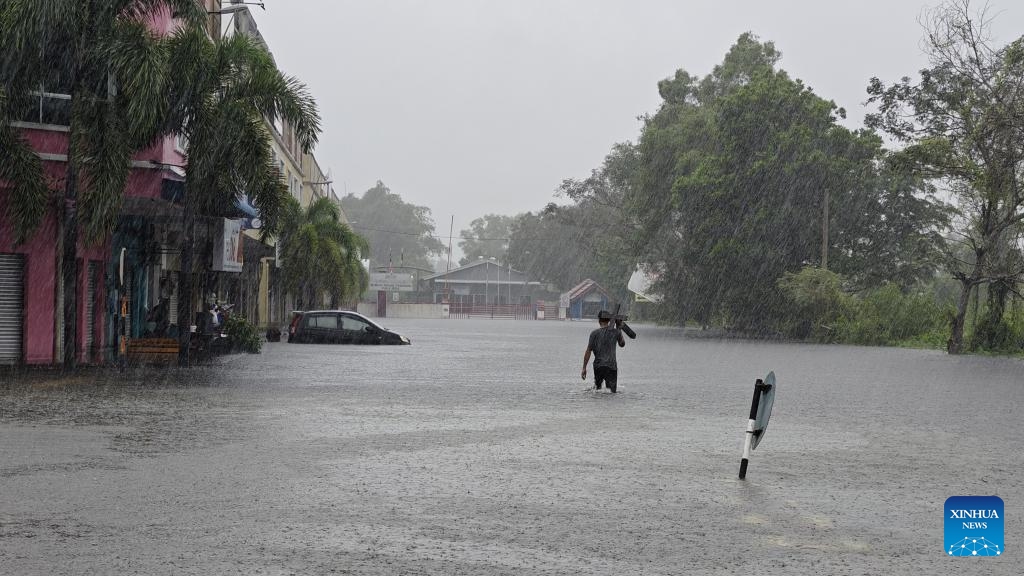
563, 279, 612, 320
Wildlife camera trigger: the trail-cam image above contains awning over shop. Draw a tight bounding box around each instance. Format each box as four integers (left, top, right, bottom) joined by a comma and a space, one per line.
120, 165, 185, 218
160, 177, 185, 205
155, 177, 260, 226
121, 196, 183, 218
158, 164, 186, 205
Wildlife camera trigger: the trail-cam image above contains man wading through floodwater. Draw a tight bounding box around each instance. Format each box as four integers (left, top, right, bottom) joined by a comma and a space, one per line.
581, 310, 626, 393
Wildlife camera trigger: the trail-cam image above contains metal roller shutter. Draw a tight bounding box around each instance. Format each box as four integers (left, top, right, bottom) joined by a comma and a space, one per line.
168, 277, 178, 331
0, 254, 25, 364
124, 270, 132, 338
85, 261, 97, 361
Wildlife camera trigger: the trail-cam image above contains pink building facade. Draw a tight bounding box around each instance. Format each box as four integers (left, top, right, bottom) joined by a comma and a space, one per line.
0, 122, 185, 365
1, 3, 245, 365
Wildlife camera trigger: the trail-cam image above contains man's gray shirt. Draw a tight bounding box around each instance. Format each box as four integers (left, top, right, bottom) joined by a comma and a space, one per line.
588, 326, 621, 370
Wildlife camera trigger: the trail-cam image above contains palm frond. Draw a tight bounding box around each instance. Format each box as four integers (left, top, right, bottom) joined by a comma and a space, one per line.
306, 196, 340, 224
278, 195, 303, 231
248, 159, 290, 237
163, 25, 215, 131
0, 0, 80, 90
74, 96, 133, 243
117, 0, 206, 28
107, 18, 169, 148
0, 114, 51, 244
209, 99, 291, 234
274, 193, 371, 305
273, 74, 320, 152
217, 33, 320, 152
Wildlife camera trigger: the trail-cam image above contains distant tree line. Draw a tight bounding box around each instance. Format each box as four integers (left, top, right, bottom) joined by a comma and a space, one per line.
305, 1, 1024, 356
500, 1, 1024, 355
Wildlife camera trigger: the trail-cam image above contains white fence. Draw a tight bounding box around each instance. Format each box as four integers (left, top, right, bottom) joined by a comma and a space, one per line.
357, 303, 450, 319
356, 302, 568, 320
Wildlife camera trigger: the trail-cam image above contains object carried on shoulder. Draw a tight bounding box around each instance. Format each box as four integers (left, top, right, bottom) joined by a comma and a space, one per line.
600, 304, 637, 339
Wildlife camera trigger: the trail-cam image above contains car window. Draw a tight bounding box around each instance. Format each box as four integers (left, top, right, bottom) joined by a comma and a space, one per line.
340, 315, 371, 331
310, 314, 338, 329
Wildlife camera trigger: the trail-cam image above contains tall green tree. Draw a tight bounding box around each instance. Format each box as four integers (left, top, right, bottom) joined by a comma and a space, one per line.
828, 162, 951, 290
279, 196, 368, 309
629, 33, 948, 331
625, 34, 783, 326
0, 0, 206, 368
508, 205, 589, 290
340, 181, 446, 270
161, 25, 321, 365
634, 44, 855, 329
866, 0, 1024, 353
508, 144, 642, 298
457, 214, 514, 266
555, 142, 641, 299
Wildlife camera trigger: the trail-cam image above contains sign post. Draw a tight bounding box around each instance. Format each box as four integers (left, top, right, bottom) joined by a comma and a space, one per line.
370, 272, 413, 318
739, 371, 776, 480
368, 272, 415, 292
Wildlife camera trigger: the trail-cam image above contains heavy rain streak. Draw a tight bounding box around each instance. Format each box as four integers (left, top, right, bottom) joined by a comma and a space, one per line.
1, 1, 1022, 574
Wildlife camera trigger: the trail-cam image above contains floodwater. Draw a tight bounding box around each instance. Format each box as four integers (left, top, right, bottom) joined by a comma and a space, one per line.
1, 319, 1021, 575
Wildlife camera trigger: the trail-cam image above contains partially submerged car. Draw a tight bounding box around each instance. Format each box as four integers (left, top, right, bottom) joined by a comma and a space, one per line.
287, 310, 411, 345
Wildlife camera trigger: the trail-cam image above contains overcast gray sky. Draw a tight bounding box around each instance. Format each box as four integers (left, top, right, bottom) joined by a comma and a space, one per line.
248, 0, 1021, 243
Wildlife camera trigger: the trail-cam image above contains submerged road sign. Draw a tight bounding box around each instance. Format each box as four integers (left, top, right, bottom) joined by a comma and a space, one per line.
739, 371, 777, 480
751, 371, 776, 449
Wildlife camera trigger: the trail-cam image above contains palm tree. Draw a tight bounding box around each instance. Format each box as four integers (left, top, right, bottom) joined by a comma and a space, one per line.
0, 0, 206, 368
161, 25, 321, 365
280, 196, 369, 310
0, 86, 49, 242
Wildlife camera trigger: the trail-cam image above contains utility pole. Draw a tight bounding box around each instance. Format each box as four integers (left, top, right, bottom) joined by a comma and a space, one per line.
821, 190, 829, 270
446, 215, 453, 306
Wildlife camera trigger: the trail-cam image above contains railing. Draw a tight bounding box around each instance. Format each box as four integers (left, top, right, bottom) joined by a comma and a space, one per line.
448, 303, 536, 320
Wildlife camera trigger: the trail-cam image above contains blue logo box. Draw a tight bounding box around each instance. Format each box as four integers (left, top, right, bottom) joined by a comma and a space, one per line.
945, 496, 1004, 557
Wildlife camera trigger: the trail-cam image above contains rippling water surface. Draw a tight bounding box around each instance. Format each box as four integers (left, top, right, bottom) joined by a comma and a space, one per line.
1, 319, 1021, 575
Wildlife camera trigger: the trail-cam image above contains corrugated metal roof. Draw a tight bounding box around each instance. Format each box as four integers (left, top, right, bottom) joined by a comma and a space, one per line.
425, 258, 521, 281
566, 278, 610, 302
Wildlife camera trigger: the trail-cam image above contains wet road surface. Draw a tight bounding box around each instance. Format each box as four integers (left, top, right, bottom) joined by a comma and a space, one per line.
1, 319, 1021, 575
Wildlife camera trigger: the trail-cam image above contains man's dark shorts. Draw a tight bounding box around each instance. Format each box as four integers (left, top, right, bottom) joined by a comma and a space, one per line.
594, 366, 617, 390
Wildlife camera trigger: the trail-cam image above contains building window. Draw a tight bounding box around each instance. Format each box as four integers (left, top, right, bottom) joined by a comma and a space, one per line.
18, 90, 71, 126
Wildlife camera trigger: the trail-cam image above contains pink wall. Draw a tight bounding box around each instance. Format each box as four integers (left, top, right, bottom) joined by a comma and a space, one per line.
0, 188, 58, 364
20, 128, 68, 156
2, 161, 111, 364
20, 127, 183, 200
